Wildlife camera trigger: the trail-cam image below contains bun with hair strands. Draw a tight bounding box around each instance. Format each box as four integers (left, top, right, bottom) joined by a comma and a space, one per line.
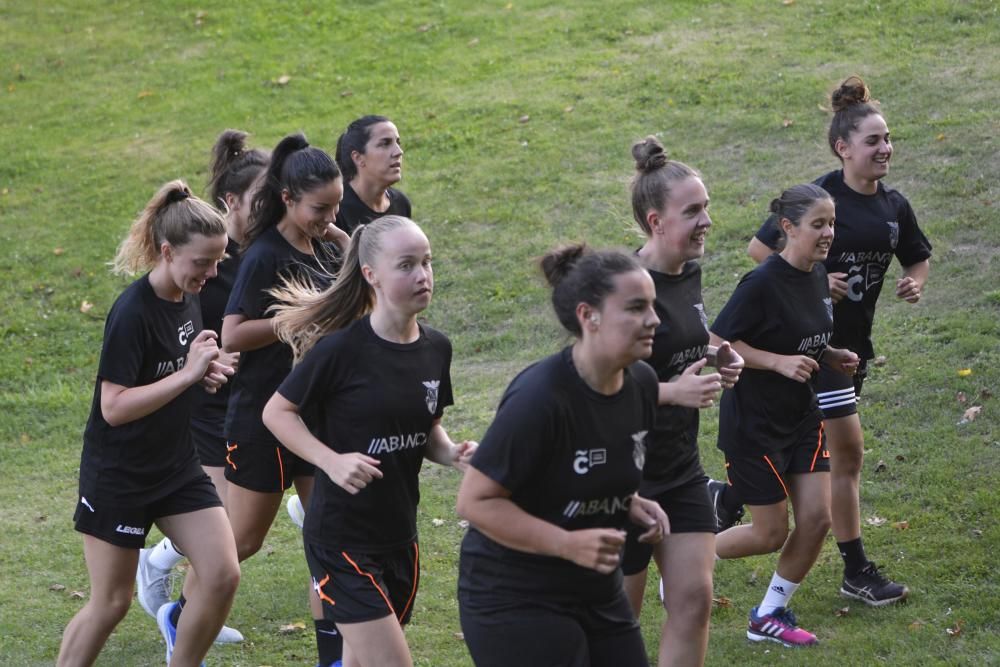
631, 136, 669, 174
540, 243, 590, 289
831, 75, 871, 112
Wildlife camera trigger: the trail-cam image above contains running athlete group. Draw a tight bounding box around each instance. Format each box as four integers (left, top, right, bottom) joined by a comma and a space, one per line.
58, 76, 931, 667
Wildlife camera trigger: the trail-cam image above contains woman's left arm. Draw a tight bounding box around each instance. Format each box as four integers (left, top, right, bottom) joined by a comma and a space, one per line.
896, 259, 930, 303
425, 420, 478, 471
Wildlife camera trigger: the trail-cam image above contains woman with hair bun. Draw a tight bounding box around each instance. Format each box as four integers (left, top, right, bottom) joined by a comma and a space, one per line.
457, 245, 670, 667
58, 181, 240, 666
263, 215, 475, 667
712, 184, 860, 647
158, 132, 349, 662
334, 115, 411, 235
621, 136, 744, 666
135, 131, 268, 647
743, 76, 931, 606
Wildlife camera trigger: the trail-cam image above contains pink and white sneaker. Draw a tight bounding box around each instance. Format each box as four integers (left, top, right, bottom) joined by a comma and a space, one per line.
747, 606, 818, 647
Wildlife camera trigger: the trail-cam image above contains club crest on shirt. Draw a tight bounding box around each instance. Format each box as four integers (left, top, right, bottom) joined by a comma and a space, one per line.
177, 320, 195, 346
823, 297, 833, 322
631, 431, 648, 470
422, 380, 440, 414
886, 220, 899, 250
693, 303, 709, 332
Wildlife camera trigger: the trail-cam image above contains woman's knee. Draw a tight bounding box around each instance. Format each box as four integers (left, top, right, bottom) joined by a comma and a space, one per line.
666, 577, 713, 625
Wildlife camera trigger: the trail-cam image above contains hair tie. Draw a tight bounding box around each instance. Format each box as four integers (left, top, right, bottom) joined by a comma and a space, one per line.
166, 189, 190, 204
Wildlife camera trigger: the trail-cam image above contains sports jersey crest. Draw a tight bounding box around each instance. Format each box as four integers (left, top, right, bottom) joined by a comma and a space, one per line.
886, 220, 899, 250
422, 380, 440, 414
631, 430, 648, 470
693, 303, 709, 332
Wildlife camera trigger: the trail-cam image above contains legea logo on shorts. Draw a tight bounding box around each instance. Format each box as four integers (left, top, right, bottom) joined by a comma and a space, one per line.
115, 524, 145, 536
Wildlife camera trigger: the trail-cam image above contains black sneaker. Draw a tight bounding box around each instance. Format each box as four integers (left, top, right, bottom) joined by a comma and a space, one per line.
707, 479, 744, 533
840, 562, 909, 606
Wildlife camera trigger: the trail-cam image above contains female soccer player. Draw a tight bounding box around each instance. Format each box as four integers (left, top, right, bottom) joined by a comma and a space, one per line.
334, 115, 411, 235
457, 244, 670, 667
135, 131, 267, 647
263, 215, 475, 667
621, 136, 743, 667
744, 76, 931, 605
58, 181, 240, 667
712, 184, 859, 647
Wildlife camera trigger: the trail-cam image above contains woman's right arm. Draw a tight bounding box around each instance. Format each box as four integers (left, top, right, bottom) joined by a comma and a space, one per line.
456, 467, 626, 574
731, 340, 818, 383
221, 313, 278, 353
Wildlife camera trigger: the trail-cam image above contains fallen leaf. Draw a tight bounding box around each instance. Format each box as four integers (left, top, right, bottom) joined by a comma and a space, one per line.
467, 37, 479, 46
36, 514, 47, 522
972, 528, 983, 537
70, 591, 86, 599
895, 454, 906, 462
893, 520, 910, 531
957, 368, 972, 377
783, 0, 796, 5
834, 606, 849, 617
340, 90, 353, 97
417, 23, 432, 32
564, 105, 574, 113
80, 300, 94, 313
874, 459, 887, 473
958, 405, 982, 424
956, 391, 967, 403
518, 115, 530, 123
1, 187, 8, 195
454, 632, 465, 640
712, 596, 733, 608
873, 355, 887, 366
865, 515, 887, 527
908, 619, 925, 631
936, 133, 946, 141
53, 247, 64, 256
782, 118, 794, 128
278, 621, 306, 635
946, 620, 963, 637
20, 433, 30, 444
431, 518, 445, 527
195, 10, 206, 26
49, 584, 66, 592
980, 388, 993, 400
7, 84, 15, 93
276, 75, 291, 86
505, 3, 513, 9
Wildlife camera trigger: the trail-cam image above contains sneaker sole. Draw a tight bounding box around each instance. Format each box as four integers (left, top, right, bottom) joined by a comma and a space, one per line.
155, 603, 176, 664
747, 629, 817, 648
839, 586, 909, 607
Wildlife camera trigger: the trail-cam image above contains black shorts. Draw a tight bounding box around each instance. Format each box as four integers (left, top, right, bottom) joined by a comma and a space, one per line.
224, 438, 314, 493
725, 422, 829, 506
621, 474, 716, 576
191, 413, 227, 468
816, 358, 868, 419
459, 589, 648, 667
306, 541, 420, 626
73, 473, 222, 549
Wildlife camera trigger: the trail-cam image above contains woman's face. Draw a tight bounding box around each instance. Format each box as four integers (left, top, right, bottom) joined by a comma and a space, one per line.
839, 113, 892, 182
587, 269, 660, 364
784, 198, 836, 265
354, 122, 403, 186
164, 232, 229, 294
651, 176, 712, 263
284, 177, 344, 240
365, 222, 433, 317
226, 172, 264, 239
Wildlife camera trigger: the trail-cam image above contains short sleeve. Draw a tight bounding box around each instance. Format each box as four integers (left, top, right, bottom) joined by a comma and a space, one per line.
225, 248, 276, 319
754, 214, 781, 250
432, 334, 454, 419
711, 271, 765, 343
97, 304, 146, 388
894, 197, 932, 267
276, 336, 343, 412
470, 376, 556, 495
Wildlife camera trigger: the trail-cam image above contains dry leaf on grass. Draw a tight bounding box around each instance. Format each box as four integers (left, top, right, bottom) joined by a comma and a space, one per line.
468, 38, 479, 46
518, 115, 530, 123
80, 300, 94, 314
782, 119, 793, 128
417, 23, 432, 32
893, 520, 910, 531
431, 518, 445, 527
874, 459, 887, 473
53, 247, 64, 256
865, 515, 887, 527
70, 591, 86, 599
278, 621, 306, 635
958, 405, 982, 425
957, 368, 972, 377
49, 584, 66, 592
946, 620, 964, 637
454, 632, 465, 640
834, 606, 849, 617
957, 391, 967, 403
873, 355, 887, 366
908, 619, 925, 631
712, 596, 733, 608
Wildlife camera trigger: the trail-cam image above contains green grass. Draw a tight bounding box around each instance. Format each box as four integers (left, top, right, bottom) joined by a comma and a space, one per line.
2, 0, 998, 664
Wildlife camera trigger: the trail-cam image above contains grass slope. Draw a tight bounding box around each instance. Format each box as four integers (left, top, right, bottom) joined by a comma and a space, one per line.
1, 1, 997, 664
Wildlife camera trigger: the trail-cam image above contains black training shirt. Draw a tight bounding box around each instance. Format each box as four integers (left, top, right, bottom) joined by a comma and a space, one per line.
277, 316, 453, 552
80, 274, 204, 502
459, 348, 659, 604
754, 170, 931, 359
335, 183, 412, 235
191, 236, 240, 418
711, 255, 832, 454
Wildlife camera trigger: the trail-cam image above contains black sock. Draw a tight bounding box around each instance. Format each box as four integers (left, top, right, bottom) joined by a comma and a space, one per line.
315, 619, 343, 665
721, 485, 744, 514
838, 538, 868, 577
169, 594, 186, 627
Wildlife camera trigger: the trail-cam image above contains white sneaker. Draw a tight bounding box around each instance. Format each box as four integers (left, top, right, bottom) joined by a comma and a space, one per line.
136, 548, 173, 618
215, 624, 245, 643
286, 494, 305, 529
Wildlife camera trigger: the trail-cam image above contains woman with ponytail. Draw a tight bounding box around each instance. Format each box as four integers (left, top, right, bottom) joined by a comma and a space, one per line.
743, 76, 931, 606
263, 216, 475, 667
134, 130, 268, 645
58, 181, 240, 667
334, 115, 411, 235
456, 245, 669, 667
711, 184, 859, 647
620, 136, 744, 667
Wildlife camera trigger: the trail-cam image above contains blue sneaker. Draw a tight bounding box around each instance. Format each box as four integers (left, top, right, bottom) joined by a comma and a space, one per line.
157, 601, 206, 666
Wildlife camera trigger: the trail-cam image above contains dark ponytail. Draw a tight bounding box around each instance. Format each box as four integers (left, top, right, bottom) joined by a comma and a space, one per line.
207, 129, 269, 211
335, 115, 391, 182
769, 183, 833, 249
244, 132, 340, 250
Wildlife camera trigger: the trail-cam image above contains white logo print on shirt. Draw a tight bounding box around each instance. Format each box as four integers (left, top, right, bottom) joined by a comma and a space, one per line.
886, 220, 899, 250
632, 431, 648, 470
177, 320, 195, 345
423, 380, 440, 414
573, 449, 607, 475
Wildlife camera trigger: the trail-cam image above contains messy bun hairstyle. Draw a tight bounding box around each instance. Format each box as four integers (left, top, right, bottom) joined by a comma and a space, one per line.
207, 129, 269, 211
541, 243, 643, 337
769, 183, 833, 250
112, 180, 226, 275
630, 135, 699, 235
828, 76, 884, 159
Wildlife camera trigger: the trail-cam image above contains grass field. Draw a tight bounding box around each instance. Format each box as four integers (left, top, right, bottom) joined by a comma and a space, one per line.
1, 0, 998, 665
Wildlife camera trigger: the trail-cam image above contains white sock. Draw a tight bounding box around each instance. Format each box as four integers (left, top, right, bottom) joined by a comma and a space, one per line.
148, 537, 185, 571
758, 572, 800, 616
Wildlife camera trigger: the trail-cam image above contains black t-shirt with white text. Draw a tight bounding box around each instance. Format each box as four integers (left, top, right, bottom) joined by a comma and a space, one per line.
754, 170, 931, 359
224, 226, 340, 444
642, 262, 710, 494
335, 184, 412, 236
80, 274, 204, 502
458, 348, 659, 604
711, 255, 832, 454
191, 236, 240, 418
277, 316, 453, 552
